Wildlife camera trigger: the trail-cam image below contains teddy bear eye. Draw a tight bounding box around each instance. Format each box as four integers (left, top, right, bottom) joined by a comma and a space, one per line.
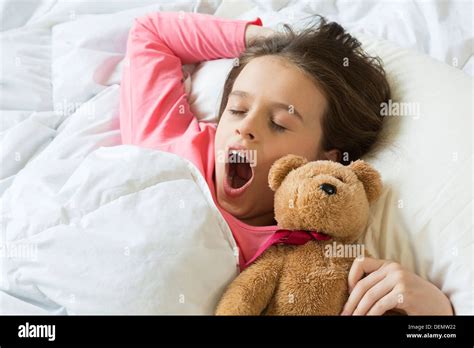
319, 183, 337, 195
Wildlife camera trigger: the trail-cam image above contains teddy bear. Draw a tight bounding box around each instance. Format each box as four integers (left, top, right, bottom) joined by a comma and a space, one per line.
215, 154, 383, 315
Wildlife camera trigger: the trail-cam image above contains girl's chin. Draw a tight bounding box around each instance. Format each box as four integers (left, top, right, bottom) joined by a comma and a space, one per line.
217, 189, 251, 214
217, 189, 275, 226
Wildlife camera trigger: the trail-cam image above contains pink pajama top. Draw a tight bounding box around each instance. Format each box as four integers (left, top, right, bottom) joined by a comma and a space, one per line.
119, 11, 278, 269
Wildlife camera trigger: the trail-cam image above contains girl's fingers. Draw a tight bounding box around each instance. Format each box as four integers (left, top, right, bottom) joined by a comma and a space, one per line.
352, 277, 395, 315
341, 267, 387, 315
366, 289, 400, 315
347, 257, 387, 292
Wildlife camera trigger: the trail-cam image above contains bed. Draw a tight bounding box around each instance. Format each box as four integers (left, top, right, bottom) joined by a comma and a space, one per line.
0, 0, 472, 314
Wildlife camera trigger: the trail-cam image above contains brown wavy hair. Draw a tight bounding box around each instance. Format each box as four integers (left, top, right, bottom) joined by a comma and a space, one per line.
217, 16, 391, 165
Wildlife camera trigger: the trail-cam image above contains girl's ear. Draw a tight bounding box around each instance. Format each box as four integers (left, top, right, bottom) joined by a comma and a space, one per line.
321, 148, 341, 162
348, 160, 383, 203
268, 155, 308, 191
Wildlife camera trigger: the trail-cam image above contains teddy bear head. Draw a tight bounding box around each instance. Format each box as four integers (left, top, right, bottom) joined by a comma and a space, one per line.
268, 154, 383, 244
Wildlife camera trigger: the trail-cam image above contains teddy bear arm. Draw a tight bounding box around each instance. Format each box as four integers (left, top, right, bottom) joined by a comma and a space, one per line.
215, 249, 284, 315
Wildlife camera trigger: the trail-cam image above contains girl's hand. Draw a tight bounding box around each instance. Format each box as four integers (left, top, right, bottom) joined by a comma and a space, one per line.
245, 25, 275, 47
341, 257, 454, 315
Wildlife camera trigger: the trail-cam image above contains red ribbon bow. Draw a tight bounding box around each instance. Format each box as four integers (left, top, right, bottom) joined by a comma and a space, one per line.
244, 229, 331, 270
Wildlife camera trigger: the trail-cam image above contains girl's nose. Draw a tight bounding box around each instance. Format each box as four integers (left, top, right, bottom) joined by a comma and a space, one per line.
235, 127, 255, 140
235, 114, 259, 140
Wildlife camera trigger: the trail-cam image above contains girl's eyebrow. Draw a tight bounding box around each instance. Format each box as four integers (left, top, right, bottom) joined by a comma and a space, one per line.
229, 90, 304, 121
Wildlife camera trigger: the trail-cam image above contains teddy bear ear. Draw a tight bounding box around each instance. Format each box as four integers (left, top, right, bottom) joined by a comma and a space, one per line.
268, 154, 308, 191
348, 160, 383, 203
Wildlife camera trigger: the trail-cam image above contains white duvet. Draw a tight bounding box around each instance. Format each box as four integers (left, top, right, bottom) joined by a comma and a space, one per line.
0, 0, 472, 314
0, 85, 238, 314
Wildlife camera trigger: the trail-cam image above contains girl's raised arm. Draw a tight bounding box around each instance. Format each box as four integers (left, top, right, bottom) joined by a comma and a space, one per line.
119, 12, 262, 147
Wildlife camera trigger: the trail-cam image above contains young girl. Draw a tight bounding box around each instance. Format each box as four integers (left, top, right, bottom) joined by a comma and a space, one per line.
119, 11, 453, 315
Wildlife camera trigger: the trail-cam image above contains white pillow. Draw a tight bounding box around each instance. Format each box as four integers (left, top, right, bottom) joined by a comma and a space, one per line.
187, 34, 473, 315
357, 33, 473, 315
186, 59, 234, 122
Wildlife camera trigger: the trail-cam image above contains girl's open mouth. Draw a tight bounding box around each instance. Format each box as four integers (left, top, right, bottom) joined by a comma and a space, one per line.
223, 149, 255, 198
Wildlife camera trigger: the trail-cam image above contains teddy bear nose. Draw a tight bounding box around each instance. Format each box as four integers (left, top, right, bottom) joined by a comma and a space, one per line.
319, 183, 337, 195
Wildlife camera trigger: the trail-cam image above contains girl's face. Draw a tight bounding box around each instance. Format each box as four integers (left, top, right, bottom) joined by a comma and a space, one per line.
214, 55, 337, 226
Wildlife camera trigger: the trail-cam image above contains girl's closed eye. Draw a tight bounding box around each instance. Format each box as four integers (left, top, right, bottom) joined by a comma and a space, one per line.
229, 109, 246, 116
229, 109, 287, 132
269, 119, 286, 132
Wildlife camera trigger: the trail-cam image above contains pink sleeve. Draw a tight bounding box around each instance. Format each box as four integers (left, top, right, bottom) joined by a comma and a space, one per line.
119, 11, 263, 147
